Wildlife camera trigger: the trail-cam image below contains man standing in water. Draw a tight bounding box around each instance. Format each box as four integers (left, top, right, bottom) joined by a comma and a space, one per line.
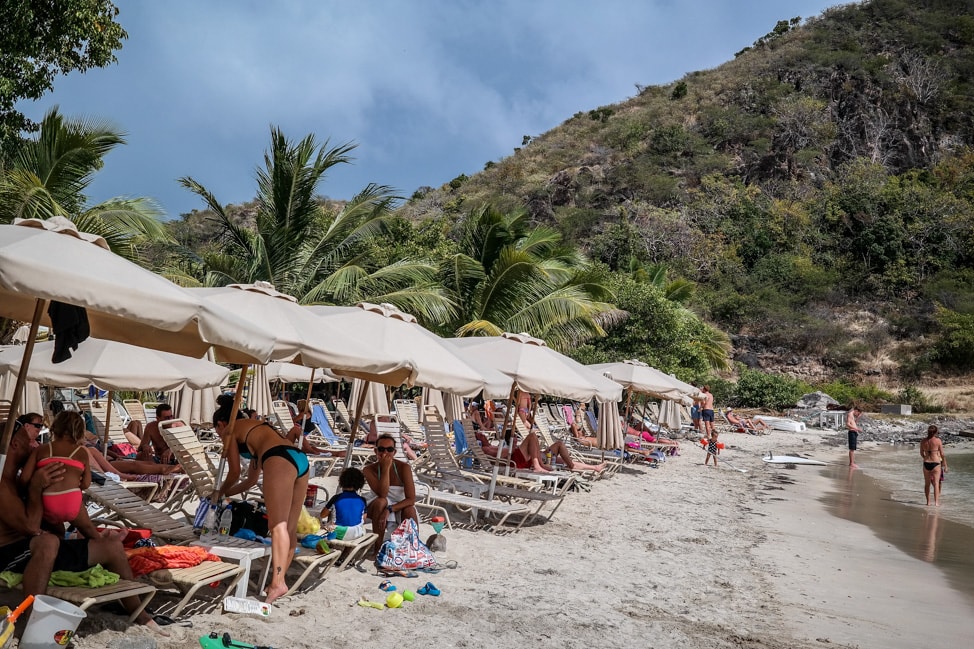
846, 407, 862, 468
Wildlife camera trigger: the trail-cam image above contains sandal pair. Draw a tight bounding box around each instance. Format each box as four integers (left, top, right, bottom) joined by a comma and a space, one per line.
417, 581, 440, 597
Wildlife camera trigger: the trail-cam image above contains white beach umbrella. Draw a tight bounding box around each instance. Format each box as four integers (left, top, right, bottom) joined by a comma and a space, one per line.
0, 339, 229, 392
265, 362, 336, 384
305, 303, 512, 398
659, 399, 683, 431
445, 333, 623, 402
0, 217, 276, 456
167, 383, 221, 430
245, 364, 275, 419
0, 356, 42, 416
186, 284, 414, 376
588, 360, 698, 401
0, 338, 229, 448
596, 399, 625, 451
348, 379, 391, 418
310, 303, 513, 468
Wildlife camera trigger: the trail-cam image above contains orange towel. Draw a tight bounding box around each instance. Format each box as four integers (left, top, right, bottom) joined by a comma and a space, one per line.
126, 545, 221, 577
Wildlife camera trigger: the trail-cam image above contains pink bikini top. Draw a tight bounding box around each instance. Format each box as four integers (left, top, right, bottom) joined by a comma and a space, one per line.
36, 444, 86, 472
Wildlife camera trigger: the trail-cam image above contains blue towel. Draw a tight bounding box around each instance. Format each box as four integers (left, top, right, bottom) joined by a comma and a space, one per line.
311, 405, 343, 445
452, 421, 473, 468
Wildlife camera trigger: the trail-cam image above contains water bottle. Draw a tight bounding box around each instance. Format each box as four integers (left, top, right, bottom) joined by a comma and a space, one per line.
201, 503, 218, 543
545, 450, 553, 469
218, 502, 233, 541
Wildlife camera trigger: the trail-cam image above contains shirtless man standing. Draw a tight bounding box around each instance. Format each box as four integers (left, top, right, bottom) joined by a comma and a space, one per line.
699, 386, 715, 439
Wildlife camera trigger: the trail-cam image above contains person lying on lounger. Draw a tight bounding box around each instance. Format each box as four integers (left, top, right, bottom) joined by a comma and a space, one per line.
475, 430, 606, 474
725, 409, 768, 432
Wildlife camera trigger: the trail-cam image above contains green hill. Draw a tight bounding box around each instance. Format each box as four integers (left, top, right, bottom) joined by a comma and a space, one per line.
398, 0, 974, 388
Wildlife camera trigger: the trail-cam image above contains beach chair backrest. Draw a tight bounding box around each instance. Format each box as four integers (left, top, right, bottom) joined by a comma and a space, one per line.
79, 399, 129, 446
271, 400, 294, 434
123, 399, 147, 425
143, 402, 160, 424
159, 418, 217, 497
334, 399, 353, 432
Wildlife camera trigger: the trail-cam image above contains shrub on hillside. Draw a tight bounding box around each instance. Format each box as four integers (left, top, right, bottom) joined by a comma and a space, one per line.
814, 380, 893, 410
896, 385, 944, 414
734, 366, 809, 409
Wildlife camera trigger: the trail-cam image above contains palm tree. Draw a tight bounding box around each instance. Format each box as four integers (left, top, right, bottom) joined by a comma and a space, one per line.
441, 204, 616, 350
0, 107, 167, 260
173, 127, 453, 323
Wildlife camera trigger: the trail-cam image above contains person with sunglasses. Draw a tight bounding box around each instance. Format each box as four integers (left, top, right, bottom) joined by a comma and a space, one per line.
15, 413, 45, 447
363, 434, 417, 560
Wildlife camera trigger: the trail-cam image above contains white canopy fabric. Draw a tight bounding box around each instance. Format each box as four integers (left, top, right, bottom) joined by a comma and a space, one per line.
349, 378, 390, 418
596, 401, 625, 450
306, 303, 513, 398
588, 360, 698, 401
0, 369, 42, 415
446, 333, 623, 402
265, 362, 337, 384
659, 399, 683, 431
246, 364, 275, 418
187, 284, 416, 376
0, 218, 276, 364
168, 383, 221, 429
0, 338, 229, 392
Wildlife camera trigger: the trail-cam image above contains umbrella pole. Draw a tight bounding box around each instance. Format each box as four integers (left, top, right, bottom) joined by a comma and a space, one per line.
295, 369, 316, 448
0, 298, 47, 456
623, 389, 634, 426
500, 386, 518, 478
215, 365, 249, 492
343, 380, 371, 470
102, 390, 114, 451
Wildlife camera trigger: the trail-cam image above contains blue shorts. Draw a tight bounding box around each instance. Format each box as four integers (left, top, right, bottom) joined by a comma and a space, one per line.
701, 409, 715, 423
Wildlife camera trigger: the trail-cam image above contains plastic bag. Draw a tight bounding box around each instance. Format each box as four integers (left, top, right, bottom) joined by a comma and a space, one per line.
296, 506, 320, 535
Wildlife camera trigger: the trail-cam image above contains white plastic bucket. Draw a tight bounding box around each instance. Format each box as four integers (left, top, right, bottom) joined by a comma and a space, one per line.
19, 595, 86, 648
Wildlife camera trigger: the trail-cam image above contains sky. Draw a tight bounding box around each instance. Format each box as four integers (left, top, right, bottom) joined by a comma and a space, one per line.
19, 0, 842, 220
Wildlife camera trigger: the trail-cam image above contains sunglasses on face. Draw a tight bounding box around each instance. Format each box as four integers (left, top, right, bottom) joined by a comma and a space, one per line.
27, 422, 43, 428
376, 446, 396, 453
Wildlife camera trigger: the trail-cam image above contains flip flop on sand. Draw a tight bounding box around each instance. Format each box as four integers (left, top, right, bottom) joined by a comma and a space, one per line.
418, 582, 440, 596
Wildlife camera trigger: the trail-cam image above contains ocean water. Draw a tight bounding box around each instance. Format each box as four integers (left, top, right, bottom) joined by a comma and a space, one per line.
820, 446, 974, 607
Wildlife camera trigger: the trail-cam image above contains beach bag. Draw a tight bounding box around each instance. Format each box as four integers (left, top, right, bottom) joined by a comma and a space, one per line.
376, 518, 437, 571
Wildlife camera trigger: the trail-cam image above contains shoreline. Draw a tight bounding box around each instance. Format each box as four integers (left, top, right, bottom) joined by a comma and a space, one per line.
49, 428, 970, 648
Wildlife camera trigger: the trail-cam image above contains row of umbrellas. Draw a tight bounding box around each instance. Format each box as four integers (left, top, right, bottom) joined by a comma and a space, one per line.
0, 217, 701, 465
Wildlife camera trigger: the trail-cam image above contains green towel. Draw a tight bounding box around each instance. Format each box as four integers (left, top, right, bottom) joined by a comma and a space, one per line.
49, 564, 120, 587
0, 564, 120, 588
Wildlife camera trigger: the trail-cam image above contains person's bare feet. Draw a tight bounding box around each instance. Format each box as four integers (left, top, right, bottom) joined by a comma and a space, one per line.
265, 582, 288, 604
138, 615, 171, 637
850, 463, 860, 469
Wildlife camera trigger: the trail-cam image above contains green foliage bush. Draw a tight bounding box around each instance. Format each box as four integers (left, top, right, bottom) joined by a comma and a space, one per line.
896, 385, 944, 413
733, 367, 809, 409
932, 307, 974, 369
814, 380, 893, 409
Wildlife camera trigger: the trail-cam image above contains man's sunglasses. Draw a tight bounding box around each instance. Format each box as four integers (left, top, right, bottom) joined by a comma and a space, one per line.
376, 446, 396, 453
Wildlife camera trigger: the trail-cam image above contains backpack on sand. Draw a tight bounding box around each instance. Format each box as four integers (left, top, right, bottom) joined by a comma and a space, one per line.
376, 518, 437, 571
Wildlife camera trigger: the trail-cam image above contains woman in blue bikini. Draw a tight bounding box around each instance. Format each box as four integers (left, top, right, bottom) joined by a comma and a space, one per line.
213, 399, 309, 603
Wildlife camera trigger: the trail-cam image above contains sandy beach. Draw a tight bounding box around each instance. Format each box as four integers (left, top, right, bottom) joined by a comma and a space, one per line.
41, 428, 973, 649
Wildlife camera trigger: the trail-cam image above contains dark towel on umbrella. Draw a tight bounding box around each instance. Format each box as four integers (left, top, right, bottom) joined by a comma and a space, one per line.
47, 301, 90, 362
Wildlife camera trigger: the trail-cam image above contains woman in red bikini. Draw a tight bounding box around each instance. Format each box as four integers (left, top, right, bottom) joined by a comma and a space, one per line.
19, 411, 101, 538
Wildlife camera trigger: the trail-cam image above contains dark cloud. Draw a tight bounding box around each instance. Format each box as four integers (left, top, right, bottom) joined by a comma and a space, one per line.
18, 0, 841, 218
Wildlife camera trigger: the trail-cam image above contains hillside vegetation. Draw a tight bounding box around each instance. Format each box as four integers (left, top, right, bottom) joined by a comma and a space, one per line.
396, 0, 974, 394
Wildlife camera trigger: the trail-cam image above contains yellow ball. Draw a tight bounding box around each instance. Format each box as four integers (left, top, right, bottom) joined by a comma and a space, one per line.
386, 592, 404, 608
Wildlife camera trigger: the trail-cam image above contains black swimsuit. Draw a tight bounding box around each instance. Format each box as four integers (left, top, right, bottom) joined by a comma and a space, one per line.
237, 423, 309, 477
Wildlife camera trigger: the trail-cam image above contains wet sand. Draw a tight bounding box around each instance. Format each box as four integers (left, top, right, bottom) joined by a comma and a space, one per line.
753, 446, 974, 648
